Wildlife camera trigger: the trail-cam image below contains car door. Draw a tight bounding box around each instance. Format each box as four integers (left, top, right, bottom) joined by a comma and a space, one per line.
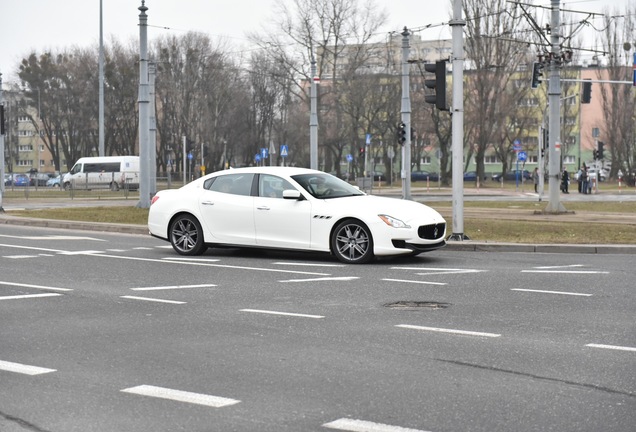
198, 173, 256, 245
254, 174, 311, 249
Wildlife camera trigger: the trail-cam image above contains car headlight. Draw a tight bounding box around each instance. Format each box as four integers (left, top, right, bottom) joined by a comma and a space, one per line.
378, 214, 410, 229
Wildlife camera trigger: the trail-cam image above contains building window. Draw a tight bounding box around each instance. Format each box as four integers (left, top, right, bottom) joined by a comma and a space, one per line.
19, 145, 33, 152
484, 155, 499, 164
563, 155, 576, 164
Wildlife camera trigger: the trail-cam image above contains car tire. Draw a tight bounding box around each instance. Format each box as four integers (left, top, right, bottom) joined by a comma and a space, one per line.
331, 219, 374, 264
169, 214, 208, 256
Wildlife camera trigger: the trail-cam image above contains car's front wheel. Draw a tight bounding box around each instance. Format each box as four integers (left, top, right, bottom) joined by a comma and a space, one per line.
331, 219, 374, 264
170, 214, 207, 256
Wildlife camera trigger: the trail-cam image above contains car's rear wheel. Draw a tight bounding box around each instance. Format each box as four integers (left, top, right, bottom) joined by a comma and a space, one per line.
170, 214, 207, 256
331, 219, 374, 264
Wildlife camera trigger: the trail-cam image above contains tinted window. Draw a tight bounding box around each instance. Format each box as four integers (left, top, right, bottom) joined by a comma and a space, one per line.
258, 174, 295, 198
206, 173, 254, 196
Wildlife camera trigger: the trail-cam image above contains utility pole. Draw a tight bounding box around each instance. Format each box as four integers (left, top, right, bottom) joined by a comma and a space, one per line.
309, 57, 318, 170
98, 0, 105, 157
0, 72, 5, 212
136, 0, 150, 208
545, 0, 567, 212
400, 27, 412, 200
448, 0, 468, 240
149, 62, 157, 197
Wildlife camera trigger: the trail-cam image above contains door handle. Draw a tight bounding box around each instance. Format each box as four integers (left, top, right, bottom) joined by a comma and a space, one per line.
201, 201, 214, 206
256, 206, 270, 211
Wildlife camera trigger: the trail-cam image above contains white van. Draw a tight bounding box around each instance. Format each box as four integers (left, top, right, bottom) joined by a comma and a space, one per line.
63, 156, 140, 191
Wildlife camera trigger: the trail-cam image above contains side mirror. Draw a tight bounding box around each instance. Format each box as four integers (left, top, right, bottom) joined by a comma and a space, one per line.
282, 189, 303, 200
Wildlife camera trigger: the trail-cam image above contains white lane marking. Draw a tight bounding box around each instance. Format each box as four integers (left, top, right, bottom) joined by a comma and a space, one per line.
106, 249, 127, 252
0, 360, 56, 375
533, 265, 584, 269
279, 276, 358, 283
0, 281, 72, 292
131, 284, 217, 291
273, 261, 345, 267
4, 255, 39, 259
0, 243, 62, 253
120, 296, 186, 305
397, 324, 501, 338
133, 247, 154, 250
382, 278, 447, 286
586, 343, 636, 353
511, 288, 592, 297
392, 266, 485, 276
121, 385, 240, 408
162, 257, 220, 262
323, 418, 429, 432
0, 293, 62, 301
521, 270, 609, 274
0, 234, 104, 241
240, 309, 324, 319
58, 250, 104, 255
87, 254, 329, 275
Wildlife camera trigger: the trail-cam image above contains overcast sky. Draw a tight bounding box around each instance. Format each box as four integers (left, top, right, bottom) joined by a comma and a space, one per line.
0, 0, 629, 82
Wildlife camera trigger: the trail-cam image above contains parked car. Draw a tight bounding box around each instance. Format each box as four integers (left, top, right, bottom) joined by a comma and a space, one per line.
575, 168, 607, 182
11, 174, 30, 187
148, 167, 447, 264
411, 170, 439, 182
30, 173, 53, 186
491, 169, 532, 182
46, 174, 63, 187
369, 171, 387, 182
463, 171, 478, 181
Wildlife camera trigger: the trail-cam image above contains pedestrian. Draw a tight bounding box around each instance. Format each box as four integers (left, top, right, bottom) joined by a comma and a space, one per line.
532, 167, 539, 193
561, 168, 569, 193
581, 164, 589, 194
577, 165, 583, 193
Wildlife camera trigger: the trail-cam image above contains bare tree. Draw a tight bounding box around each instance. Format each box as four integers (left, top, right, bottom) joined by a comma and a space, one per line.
463, 0, 534, 179
596, 3, 636, 179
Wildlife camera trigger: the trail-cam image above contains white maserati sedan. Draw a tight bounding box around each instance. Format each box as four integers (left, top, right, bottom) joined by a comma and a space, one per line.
148, 167, 446, 263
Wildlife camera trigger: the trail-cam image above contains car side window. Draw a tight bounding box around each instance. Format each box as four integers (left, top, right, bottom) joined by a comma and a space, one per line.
206, 173, 254, 196
258, 174, 294, 199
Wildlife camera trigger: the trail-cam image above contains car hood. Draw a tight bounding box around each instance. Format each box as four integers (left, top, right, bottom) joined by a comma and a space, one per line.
324, 195, 445, 224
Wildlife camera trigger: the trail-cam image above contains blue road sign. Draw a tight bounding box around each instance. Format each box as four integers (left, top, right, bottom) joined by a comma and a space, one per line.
346, 154, 353, 163
187, 152, 193, 160
261, 148, 268, 158
366, 134, 371, 145
513, 139, 521, 151
280, 145, 289, 157
255, 154, 261, 162
518, 151, 527, 162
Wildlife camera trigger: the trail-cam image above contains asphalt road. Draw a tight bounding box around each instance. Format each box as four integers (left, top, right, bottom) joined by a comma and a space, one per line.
1, 224, 634, 432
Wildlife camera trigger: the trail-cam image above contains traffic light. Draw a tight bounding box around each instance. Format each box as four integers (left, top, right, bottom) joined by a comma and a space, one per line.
581, 80, 592, 103
593, 149, 598, 160
0, 104, 5, 135
397, 122, 407, 145
424, 60, 447, 111
359, 147, 365, 157
597, 141, 604, 160
531, 62, 544, 89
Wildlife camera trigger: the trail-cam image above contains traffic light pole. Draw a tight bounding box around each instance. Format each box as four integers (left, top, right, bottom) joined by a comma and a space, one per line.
448, 0, 468, 240
136, 0, 151, 209
400, 28, 412, 201
545, 0, 567, 213
0, 72, 5, 212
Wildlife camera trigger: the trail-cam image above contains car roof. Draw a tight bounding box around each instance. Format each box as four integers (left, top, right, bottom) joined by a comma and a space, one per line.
213, 166, 321, 177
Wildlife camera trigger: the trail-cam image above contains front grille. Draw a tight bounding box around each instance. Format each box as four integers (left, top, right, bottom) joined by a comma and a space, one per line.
418, 222, 446, 240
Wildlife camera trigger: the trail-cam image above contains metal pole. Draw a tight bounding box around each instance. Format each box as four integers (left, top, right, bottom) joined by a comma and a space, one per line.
182, 136, 186, 186
0, 72, 5, 212
545, 0, 566, 212
136, 0, 150, 208
98, 0, 105, 157
309, 59, 318, 170
149, 61, 157, 196
448, 0, 467, 240
400, 28, 412, 200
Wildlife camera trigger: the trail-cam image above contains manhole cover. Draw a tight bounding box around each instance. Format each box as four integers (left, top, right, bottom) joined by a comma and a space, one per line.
384, 301, 450, 310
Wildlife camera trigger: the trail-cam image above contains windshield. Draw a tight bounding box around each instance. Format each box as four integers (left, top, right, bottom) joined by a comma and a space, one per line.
292, 173, 364, 199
